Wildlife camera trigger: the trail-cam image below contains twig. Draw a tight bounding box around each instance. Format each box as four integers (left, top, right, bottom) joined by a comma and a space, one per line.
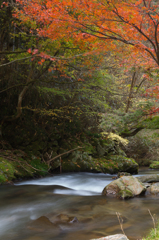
148, 209, 156, 238
116, 212, 126, 236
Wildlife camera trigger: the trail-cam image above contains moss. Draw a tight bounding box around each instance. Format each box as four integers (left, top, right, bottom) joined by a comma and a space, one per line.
62, 152, 95, 172
107, 155, 138, 174
149, 161, 159, 169
83, 143, 95, 155
0, 157, 16, 182
0, 152, 49, 184
0, 174, 6, 183
92, 156, 138, 174
137, 158, 153, 167
60, 152, 138, 174
119, 189, 134, 199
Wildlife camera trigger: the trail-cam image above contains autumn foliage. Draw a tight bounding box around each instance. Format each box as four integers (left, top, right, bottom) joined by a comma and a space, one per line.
14, 0, 159, 70
1, 0, 159, 118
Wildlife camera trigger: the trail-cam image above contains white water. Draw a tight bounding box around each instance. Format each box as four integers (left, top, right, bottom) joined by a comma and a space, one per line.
15, 172, 115, 196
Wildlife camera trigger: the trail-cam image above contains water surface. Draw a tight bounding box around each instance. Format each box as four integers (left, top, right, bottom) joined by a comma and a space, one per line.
0, 169, 159, 240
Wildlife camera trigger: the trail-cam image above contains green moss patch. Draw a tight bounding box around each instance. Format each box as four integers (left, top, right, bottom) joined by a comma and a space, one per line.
60, 152, 138, 174
119, 189, 134, 199
0, 151, 49, 184
149, 161, 159, 169
0, 157, 15, 183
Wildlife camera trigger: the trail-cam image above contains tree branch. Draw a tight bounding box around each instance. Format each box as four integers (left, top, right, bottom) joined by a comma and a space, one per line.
47, 147, 83, 164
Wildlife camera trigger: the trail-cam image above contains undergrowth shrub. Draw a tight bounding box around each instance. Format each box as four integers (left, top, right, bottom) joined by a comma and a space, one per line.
124, 131, 159, 166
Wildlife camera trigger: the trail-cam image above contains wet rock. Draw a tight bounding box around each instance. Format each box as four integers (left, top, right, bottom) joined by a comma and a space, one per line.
46, 212, 79, 230
136, 174, 159, 183
143, 183, 151, 188
146, 182, 159, 195
46, 213, 79, 231
91, 234, 129, 240
27, 216, 59, 232
62, 151, 95, 172
54, 213, 79, 224
102, 176, 146, 199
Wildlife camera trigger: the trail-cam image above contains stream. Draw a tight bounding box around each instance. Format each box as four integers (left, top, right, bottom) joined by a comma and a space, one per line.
0, 169, 159, 240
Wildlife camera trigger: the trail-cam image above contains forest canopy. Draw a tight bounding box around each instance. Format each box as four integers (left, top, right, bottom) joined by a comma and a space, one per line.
0, 0, 159, 178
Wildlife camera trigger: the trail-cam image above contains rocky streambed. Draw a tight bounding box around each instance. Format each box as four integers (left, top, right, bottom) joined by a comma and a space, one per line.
0, 170, 159, 240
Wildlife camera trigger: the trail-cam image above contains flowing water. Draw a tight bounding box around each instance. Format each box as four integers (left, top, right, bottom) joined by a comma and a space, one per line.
0, 169, 159, 240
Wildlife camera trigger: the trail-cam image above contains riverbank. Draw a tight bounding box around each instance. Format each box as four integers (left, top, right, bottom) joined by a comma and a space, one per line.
0, 146, 139, 184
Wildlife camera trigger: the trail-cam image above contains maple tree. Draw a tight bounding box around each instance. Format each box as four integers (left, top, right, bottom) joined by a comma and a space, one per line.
13, 0, 159, 108
14, 0, 159, 68
1, 0, 159, 134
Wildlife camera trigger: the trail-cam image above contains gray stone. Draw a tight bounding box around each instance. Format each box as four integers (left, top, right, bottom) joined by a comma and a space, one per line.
136, 174, 159, 183
91, 234, 129, 240
146, 182, 159, 195
102, 176, 146, 199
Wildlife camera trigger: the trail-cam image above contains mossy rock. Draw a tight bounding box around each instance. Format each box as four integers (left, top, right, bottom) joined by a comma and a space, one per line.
0, 151, 49, 184
0, 157, 16, 183
102, 176, 146, 199
107, 155, 138, 174
119, 189, 134, 199
60, 153, 138, 174
149, 161, 159, 169
92, 156, 138, 174
62, 151, 95, 172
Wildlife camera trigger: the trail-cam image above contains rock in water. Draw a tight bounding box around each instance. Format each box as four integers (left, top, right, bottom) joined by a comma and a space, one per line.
27, 216, 59, 232
91, 234, 129, 240
102, 176, 146, 199
146, 182, 159, 195
136, 174, 159, 183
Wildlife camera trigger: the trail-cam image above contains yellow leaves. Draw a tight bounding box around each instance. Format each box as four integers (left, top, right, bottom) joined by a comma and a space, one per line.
101, 132, 129, 146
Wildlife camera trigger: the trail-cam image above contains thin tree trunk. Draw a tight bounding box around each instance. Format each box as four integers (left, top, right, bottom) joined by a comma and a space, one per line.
125, 71, 137, 113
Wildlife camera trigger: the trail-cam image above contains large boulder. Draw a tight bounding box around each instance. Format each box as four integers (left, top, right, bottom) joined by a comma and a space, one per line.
91, 234, 129, 240
61, 154, 138, 174
136, 174, 159, 183
100, 155, 138, 174
102, 176, 146, 199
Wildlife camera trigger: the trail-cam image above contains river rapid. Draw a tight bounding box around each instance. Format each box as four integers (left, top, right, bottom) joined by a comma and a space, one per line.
0, 169, 159, 240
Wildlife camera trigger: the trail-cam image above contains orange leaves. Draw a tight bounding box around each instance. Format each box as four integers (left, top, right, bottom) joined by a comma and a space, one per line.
38, 59, 45, 65
27, 48, 32, 54
15, 0, 159, 73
